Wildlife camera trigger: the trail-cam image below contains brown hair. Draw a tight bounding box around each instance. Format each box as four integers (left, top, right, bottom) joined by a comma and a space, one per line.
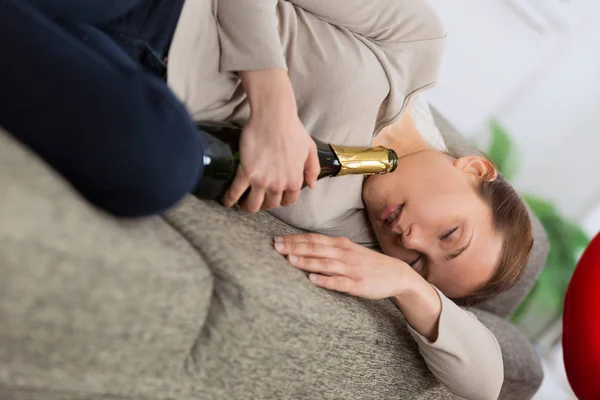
452, 167, 534, 307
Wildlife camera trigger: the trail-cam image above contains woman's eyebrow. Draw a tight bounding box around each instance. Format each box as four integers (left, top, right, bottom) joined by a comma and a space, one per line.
444, 234, 473, 261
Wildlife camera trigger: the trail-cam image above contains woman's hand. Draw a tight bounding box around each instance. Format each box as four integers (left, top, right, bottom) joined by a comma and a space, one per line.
275, 232, 443, 342
222, 69, 320, 212
273, 233, 421, 299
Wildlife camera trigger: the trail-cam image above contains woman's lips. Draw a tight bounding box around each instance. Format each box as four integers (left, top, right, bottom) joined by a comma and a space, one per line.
388, 206, 404, 231
379, 203, 403, 223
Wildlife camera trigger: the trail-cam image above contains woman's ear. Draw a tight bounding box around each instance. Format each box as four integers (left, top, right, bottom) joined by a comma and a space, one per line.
453, 156, 498, 182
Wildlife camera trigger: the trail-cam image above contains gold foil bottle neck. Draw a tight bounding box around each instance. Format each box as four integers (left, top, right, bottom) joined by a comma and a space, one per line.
329, 145, 397, 176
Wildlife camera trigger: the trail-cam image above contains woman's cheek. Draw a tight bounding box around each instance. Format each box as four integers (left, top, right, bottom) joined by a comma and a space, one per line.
380, 240, 416, 264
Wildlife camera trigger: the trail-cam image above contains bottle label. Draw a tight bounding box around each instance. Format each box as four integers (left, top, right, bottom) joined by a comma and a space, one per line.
330, 145, 395, 176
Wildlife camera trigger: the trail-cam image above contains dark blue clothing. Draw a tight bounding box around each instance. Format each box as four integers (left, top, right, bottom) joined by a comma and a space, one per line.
0, 0, 205, 217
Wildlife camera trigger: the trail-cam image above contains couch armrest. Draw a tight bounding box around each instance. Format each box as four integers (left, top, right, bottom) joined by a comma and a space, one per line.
472, 309, 543, 400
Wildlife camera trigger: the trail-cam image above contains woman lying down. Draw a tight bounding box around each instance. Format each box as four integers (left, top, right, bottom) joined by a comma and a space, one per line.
169, 2, 533, 399
1, 1, 534, 399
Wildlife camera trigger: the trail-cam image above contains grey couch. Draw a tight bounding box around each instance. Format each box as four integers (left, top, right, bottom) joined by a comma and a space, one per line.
0, 111, 547, 400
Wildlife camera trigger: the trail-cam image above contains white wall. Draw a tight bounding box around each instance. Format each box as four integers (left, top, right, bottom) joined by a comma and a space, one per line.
425, 0, 562, 133
426, 0, 600, 228
497, 27, 600, 222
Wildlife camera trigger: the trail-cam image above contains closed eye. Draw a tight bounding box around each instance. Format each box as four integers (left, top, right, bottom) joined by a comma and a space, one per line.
441, 226, 458, 241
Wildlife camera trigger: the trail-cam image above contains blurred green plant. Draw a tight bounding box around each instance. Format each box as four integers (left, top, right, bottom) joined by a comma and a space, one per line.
485, 120, 590, 339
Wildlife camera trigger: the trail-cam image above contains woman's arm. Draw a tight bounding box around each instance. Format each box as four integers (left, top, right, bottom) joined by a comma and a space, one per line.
205, 1, 320, 210
274, 233, 504, 400
217, 0, 287, 72
222, 69, 320, 211
218, 0, 445, 71
394, 280, 504, 400
392, 275, 441, 341
286, 0, 446, 44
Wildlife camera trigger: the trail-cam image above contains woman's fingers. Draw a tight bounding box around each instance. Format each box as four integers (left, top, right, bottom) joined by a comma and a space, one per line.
262, 189, 284, 210
303, 142, 320, 189
276, 233, 352, 248
222, 165, 250, 207
274, 239, 346, 260
287, 254, 348, 276
308, 274, 355, 294
280, 189, 301, 207
241, 185, 267, 213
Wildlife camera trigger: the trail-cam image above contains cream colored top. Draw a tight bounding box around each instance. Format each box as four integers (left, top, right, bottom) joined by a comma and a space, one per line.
168, 1, 503, 399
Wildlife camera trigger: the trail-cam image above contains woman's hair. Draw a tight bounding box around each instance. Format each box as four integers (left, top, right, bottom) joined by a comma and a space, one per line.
452, 155, 534, 308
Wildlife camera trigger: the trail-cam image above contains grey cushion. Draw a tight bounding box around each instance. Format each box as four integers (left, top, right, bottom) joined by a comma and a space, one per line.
0, 125, 544, 399
472, 310, 543, 400
0, 131, 212, 399
166, 198, 542, 399
166, 198, 453, 399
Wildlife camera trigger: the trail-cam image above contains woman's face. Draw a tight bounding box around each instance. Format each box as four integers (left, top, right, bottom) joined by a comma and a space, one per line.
362, 151, 503, 299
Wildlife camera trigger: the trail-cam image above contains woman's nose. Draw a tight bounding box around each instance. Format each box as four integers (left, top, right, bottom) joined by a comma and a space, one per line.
401, 224, 424, 249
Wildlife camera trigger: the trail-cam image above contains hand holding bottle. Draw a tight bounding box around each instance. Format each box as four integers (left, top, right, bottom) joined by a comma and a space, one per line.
194, 122, 398, 201
222, 69, 320, 212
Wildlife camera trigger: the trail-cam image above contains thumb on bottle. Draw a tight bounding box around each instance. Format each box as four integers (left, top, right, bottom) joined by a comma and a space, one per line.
304, 146, 320, 189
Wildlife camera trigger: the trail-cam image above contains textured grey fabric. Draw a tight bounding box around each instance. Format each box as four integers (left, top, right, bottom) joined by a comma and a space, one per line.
165, 198, 542, 399
0, 120, 544, 400
430, 107, 549, 318
0, 131, 212, 399
0, 388, 140, 400
472, 310, 544, 400
166, 198, 453, 400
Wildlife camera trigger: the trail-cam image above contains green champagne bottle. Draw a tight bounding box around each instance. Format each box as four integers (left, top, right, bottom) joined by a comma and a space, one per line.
194, 122, 398, 200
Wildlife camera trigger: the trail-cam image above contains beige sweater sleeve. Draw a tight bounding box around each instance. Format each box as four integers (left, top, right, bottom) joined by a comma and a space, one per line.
216, 0, 445, 72
216, 0, 287, 72
286, 0, 446, 43
407, 287, 504, 400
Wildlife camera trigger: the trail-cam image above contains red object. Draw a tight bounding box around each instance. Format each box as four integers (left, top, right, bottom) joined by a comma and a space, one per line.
563, 232, 600, 400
